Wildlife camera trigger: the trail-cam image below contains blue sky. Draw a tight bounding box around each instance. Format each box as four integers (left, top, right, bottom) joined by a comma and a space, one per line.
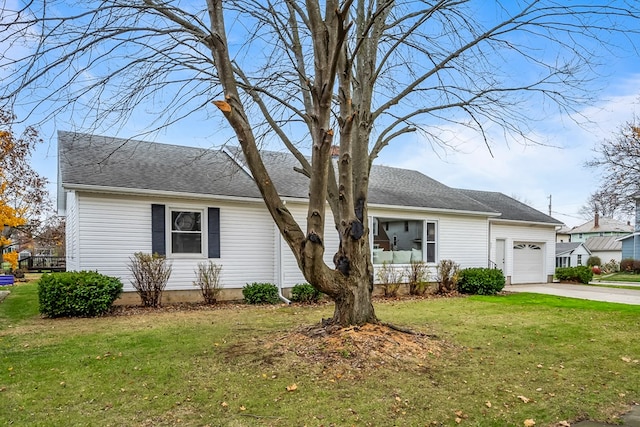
8, 1, 640, 228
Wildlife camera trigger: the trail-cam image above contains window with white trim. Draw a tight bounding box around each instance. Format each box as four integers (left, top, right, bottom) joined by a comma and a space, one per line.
371, 217, 436, 264
171, 210, 203, 254
151, 205, 220, 258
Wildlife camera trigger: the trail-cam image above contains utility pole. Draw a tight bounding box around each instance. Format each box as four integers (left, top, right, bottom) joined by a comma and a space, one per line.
548, 194, 552, 216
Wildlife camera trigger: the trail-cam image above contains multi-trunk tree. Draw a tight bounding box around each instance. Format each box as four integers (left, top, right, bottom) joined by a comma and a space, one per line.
1, 1, 639, 325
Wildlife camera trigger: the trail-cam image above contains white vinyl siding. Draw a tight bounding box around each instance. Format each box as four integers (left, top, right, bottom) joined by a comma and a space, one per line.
72, 192, 276, 291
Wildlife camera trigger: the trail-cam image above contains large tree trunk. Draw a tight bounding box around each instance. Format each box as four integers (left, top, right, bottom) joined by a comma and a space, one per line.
330, 265, 377, 326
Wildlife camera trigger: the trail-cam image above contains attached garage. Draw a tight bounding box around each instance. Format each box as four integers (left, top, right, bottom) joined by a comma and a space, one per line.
512, 242, 545, 284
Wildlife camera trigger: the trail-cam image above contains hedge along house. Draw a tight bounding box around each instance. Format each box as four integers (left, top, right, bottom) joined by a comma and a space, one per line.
57, 132, 562, 303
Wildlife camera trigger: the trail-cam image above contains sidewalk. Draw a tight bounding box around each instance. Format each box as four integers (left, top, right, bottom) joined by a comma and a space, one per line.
572, 405, 640, 426
504, 282, 640, 305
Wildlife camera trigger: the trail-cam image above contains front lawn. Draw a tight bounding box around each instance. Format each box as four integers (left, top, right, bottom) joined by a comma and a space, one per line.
595, 272, 640, 283
1, 283, 639, 426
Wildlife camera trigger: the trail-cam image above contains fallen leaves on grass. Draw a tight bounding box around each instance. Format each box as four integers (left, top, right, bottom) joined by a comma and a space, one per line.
222, 323, 449, 380
523, 419, 535, 426
286, 383, 297, 392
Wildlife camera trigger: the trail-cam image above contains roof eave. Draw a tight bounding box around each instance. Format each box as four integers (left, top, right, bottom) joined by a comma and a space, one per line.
367, 202, 499, 217
490, 218, 563, 227
61, 183, 265, 205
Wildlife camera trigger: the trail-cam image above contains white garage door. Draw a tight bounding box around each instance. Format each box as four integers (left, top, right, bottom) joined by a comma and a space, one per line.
513, 243, 544, 284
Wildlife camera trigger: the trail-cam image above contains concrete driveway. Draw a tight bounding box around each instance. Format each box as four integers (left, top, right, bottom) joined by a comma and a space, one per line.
504, 282, 640, 306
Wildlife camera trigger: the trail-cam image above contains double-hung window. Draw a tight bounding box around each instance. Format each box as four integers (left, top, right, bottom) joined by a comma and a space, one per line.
151, 204, 220, 258
171, 210, 202, 254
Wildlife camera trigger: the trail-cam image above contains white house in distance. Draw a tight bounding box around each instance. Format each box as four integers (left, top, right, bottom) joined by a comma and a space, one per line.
555, 242, 591, 268
57, 132, 562, 302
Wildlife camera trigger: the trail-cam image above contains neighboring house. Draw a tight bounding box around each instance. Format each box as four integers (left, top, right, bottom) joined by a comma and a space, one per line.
568, 214, 633, 243
618, 197, 640, 261
555, 242, 591, 268
556, 226, 572, 243
583, 236, 622, 264
57, 132, 562, 301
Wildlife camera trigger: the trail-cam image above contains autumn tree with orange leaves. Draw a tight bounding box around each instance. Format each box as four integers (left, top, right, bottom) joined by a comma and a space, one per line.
0, 109, 50, 263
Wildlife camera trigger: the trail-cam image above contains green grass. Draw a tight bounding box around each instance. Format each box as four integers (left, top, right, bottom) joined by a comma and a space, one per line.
1, 284, 639, 426
595, 272, 640, 283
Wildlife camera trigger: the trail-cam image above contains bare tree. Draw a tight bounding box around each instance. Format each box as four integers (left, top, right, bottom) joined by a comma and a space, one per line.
586, 120, 640, 217
577, 189, 625, 221
1, 1, 639, 326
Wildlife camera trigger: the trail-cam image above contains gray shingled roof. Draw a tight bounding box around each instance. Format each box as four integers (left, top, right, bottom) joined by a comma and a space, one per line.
58, 131, 261, 198
457, 189, 562, 225
556, 242, 585, 256
58, 131, 551, 220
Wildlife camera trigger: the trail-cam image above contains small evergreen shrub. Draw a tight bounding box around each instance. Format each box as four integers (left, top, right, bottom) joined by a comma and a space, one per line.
242, 282, 280, 304
290, 283, 322, 303
586, 256, 601, 267
458, 268, 505, 295
38, 271, 123, 318
555, 266, 593, 284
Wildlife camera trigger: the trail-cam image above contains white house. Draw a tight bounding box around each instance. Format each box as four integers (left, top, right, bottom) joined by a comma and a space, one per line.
57, 132, 562, 302
584, 236, 622, 264
555, 242, 591, 268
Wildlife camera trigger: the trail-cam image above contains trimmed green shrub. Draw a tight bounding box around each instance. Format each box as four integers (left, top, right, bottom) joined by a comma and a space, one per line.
586, 256, 601, 267
290, 283, 322, 303
242, 282, 280, 304
38, 271, 123, 318
458, 268, 505, 295
555, 266, 593, 284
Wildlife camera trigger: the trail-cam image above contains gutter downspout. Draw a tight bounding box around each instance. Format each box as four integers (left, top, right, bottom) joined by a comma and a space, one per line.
276, 224, 291, 305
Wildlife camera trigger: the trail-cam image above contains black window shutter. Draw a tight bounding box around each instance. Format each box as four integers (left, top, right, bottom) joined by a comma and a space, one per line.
151, 204, 166, 256
208, 207, 220, 258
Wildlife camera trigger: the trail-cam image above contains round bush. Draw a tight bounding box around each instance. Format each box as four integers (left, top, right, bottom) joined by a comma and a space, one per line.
290, 283, 322, 303
242, 282, 280, 304
587, 256, 601, 267
458, 268, 505, 295
38, 271, 123, 317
